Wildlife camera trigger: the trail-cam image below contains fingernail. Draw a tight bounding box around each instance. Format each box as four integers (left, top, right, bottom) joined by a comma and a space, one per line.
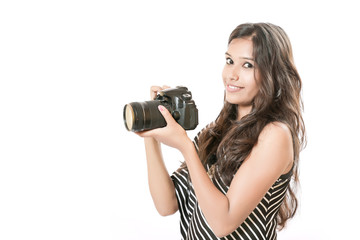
158, 105, 164, 111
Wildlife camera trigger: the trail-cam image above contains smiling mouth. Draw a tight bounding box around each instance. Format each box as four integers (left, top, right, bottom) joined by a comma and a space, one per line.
228, 85, 242, 89
226, 84, 244, 92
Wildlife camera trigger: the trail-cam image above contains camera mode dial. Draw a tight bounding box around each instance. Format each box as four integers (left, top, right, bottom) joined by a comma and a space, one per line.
182, 93, 192, 100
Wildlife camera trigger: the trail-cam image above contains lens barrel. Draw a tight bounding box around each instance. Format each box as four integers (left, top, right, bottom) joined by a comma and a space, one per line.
123, 101, 167, 132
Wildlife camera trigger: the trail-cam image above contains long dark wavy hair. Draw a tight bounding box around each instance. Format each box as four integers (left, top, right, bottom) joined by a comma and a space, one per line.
197, 23, 306, 230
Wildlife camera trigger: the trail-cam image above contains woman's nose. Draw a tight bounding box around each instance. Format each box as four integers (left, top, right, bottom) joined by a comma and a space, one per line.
230, 67, 240, 81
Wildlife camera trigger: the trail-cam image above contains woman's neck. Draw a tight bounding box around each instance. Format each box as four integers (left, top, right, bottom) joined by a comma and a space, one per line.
237, 105, 252, 120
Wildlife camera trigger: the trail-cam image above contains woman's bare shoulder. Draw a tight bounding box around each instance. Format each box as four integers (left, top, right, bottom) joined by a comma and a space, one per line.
258, 121, 292, 143
249, 121, 293, 174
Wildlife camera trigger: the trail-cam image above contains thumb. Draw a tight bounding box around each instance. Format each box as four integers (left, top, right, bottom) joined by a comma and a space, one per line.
158, 105, 175, 124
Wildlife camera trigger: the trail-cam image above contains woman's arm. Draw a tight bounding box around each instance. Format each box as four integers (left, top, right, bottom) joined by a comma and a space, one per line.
143, 137, 178, 216
182, 122, 293, 237
140, 107, 293, 237
137, 86, 178, 216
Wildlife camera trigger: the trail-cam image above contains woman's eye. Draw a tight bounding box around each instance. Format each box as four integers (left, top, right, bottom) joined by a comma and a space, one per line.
226, 58, 233, 65
243, 62, 254, 68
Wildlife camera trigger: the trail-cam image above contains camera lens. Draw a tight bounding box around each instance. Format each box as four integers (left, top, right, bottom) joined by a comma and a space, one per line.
123, 101, 167, 132
124, 104, 135, 131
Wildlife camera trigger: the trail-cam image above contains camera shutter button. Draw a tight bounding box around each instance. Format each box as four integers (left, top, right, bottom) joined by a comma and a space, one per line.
172, 111, 181, 120
182, 93, 191, 100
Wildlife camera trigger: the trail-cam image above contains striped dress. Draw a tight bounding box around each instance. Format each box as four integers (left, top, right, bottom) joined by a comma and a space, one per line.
170, 129, 292, 240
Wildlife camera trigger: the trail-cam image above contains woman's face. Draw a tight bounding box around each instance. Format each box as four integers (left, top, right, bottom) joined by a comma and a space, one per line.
222, 37, 260, 117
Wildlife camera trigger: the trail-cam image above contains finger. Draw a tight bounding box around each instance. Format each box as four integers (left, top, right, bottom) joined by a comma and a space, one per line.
136, 130, 155, 138
150, 86, 163, 92
158, 105, 176, 124
162, 85, 171, 89
150, 86, 163, 100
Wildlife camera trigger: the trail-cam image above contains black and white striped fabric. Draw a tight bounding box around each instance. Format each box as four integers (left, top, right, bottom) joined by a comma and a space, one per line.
170, 128, 292, 240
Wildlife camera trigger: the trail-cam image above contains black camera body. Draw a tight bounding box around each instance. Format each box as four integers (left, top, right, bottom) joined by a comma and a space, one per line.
123, 86, 198, 132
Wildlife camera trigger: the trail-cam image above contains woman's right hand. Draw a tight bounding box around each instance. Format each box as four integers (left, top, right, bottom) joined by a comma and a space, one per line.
150, 85, 171, 100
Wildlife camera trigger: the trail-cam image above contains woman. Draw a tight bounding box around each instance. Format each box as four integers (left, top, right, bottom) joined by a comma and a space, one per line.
136, 22, 306, 239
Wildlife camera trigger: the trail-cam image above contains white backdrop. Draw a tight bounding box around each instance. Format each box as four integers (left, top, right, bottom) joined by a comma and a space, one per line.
1, 1, 359, 239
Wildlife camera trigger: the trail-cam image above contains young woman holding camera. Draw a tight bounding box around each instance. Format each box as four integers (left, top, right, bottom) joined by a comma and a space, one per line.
136, 23, 306, 239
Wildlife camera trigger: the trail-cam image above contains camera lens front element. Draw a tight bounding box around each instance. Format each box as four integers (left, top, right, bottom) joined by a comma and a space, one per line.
124, 104, 135, 131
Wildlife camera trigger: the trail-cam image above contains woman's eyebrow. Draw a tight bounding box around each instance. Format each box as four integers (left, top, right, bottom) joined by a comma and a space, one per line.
225, 52, 254, 61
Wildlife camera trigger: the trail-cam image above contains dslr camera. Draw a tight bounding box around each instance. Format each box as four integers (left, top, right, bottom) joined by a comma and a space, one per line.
123, 86, 198, 132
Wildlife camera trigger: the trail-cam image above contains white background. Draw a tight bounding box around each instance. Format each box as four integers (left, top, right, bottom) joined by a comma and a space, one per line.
1, 0, 359, 239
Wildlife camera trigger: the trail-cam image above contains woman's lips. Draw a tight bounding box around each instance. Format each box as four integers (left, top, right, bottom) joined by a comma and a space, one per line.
226, 84, 244, 92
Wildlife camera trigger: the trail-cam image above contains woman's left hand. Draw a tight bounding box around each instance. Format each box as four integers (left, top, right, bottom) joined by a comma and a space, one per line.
136, 105, 192, 153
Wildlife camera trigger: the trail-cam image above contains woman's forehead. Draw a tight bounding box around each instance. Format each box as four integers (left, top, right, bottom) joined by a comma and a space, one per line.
227, 38, 254, 59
